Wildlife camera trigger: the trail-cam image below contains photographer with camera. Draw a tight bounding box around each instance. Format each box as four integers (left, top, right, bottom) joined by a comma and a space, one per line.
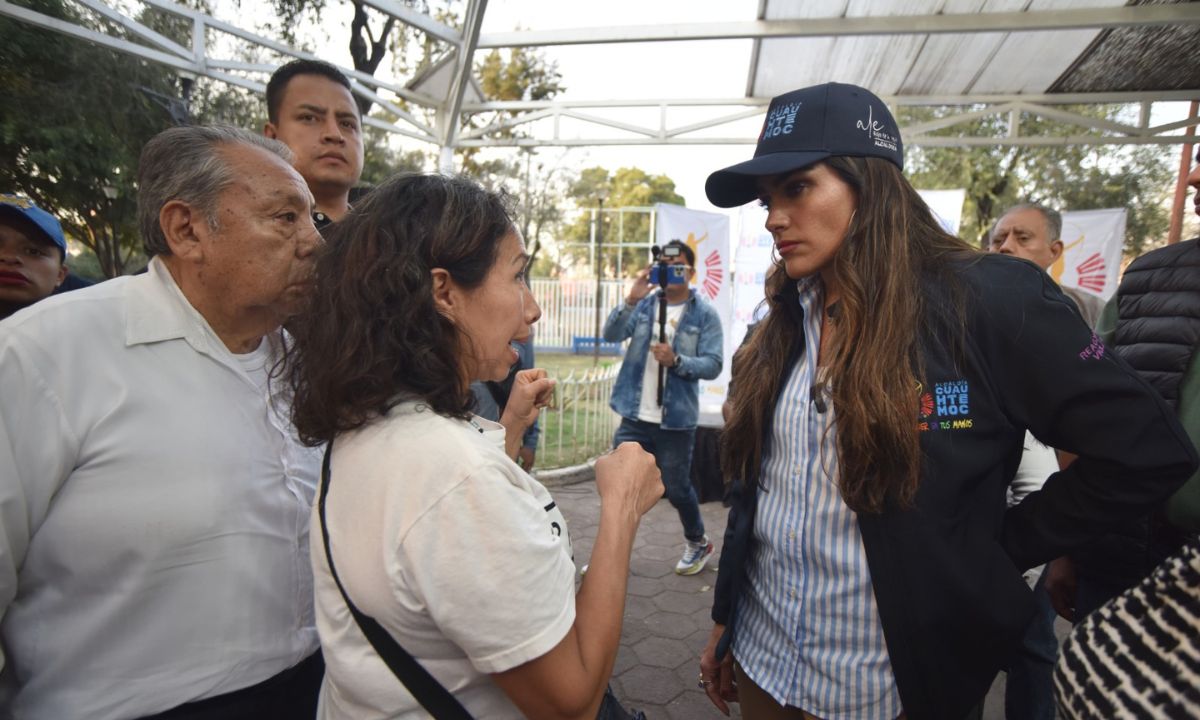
603, 239, 724, 575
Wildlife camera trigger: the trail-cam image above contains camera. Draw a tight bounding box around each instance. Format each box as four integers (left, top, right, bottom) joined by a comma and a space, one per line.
650, 244, 689, 287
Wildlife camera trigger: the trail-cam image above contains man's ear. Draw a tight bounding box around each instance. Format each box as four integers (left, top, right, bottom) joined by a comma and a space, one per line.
159, 200, 207, 261
430, 268, 456, 318
1049, 239, 1064, 262
53, 262, 68, 288
263, 122, 278, 139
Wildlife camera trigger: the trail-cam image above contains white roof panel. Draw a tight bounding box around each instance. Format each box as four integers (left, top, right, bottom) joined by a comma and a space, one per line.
752, 0, 1131, 98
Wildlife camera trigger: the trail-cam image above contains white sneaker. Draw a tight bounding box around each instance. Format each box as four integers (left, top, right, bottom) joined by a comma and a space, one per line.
674, 537, 714, 575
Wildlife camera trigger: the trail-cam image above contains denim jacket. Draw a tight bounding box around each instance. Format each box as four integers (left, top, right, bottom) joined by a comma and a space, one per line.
603, 290, 723, 430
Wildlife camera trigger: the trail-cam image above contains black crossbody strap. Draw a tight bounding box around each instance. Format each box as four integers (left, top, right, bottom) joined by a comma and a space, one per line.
318, 443, 475, 720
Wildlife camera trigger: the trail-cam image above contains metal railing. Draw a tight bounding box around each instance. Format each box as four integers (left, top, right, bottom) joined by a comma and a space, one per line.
534, 363, 622, 469
530, 278, 628, 352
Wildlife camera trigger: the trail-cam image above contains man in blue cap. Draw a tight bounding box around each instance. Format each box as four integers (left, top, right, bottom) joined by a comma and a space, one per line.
0, 193, 68, 319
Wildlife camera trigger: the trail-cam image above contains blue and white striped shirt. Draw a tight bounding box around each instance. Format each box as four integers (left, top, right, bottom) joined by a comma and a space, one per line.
733, 277, 903, 720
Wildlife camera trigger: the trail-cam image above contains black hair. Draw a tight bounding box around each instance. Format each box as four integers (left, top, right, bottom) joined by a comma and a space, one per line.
266, 59, 354, 124
286, 173, 516, 445
664, 239, 695, 267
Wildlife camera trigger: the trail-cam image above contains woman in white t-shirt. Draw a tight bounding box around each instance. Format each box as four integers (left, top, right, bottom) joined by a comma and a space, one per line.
285, 173, 663, 719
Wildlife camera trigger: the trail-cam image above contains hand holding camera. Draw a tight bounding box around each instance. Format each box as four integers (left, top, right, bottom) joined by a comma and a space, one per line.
626, 267, 653, 305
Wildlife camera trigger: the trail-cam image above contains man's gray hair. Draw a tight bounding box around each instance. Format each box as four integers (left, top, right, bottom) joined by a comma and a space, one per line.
137, 125, 294, 256
1002, 202, 1063, 244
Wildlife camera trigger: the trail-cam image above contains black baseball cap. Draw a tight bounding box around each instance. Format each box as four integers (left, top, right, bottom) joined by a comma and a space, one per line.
705, 82, 904, 208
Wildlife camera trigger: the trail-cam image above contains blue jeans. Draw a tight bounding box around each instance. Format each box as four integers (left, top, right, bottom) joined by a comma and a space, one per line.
613, 417, 705, 542
1004, 572, 1058, 720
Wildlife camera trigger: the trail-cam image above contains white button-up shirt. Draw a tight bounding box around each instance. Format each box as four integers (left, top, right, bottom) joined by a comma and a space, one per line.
733, 277, 903, 720
0, 258, 321, 720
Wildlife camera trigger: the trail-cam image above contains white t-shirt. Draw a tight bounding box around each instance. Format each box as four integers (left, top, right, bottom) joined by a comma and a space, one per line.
313, 401, 575, 719
637, 301, 686, 424
233, 337, 272, 395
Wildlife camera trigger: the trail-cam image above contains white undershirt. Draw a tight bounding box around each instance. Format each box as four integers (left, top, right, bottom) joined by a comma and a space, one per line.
637, 301, 685, 424
233, 337, 272, 394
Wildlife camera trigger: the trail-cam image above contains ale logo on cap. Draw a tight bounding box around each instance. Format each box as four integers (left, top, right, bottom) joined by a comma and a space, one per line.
855, 105, 898, 153
762, 102, 802, 140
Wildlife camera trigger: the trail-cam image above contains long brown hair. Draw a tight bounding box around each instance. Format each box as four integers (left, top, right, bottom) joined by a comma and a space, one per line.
720, 156, 975, 513
285, 173, 515, 446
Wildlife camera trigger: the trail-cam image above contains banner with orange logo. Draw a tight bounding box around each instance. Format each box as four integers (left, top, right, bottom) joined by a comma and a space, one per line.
654, 203, 731, 427
1055, 209, 1126, 301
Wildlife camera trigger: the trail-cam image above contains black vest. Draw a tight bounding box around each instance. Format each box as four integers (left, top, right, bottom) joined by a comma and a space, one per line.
1111, 238, 1200, 410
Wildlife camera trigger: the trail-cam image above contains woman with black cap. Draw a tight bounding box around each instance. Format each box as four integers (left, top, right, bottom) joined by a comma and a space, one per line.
695, 82, 1197, 720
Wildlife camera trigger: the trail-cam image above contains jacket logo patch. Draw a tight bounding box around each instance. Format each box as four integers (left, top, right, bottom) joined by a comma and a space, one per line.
1079, 333, 1105, 361
917, 379, 974, 432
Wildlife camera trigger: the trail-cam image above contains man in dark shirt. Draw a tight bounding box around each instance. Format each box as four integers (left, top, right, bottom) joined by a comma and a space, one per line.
1046, 150, 1200, 627
265, 59, 364, 230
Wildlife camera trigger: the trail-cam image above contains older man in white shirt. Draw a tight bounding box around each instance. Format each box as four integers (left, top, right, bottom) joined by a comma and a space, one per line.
0, 125, 323, 720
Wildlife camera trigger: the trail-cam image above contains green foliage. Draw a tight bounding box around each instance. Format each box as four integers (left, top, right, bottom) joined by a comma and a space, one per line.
477, 46, 564, 104
359, 125, 428, 186
65, 250, 107, 283
462, 149, 571, 275
558, 167, 686, 276
266, 0, 327, 46
0, 0, 268, 278
0, 0, 178, 277
900, 104, 1174, 255
460, 43, 564, 174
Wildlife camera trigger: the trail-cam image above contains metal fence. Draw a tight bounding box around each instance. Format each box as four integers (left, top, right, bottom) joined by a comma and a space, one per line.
534, 362, 622, 469
530, 278, 629, 353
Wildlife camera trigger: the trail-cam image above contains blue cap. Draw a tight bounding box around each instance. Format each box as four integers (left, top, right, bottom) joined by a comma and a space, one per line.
0, 194, 66, 254
706, 83, 904, 208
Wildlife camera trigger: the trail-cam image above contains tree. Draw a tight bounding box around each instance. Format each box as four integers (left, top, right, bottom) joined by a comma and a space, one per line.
463, 44, 564, 159
458, 42, 565, 181
457, 41, 568, 275
0, 0, 180, 278
900, 105, 1174, 255
557, 166, 686, 277
270, 0, 460, 117
464, 148, 571, 274
0, 0, 272, 279
359, 126, 428, 186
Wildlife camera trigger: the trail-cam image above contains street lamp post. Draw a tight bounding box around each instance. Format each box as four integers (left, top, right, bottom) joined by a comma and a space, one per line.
592, 191, 609, 366
101, 183, 119, 277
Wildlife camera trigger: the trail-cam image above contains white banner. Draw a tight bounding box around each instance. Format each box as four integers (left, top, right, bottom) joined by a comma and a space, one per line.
919, 189, 967, 236
1054, 208, 1126, 301
730, 206, 775, 381
654, 203, 732, 428
729, 190, 967, 342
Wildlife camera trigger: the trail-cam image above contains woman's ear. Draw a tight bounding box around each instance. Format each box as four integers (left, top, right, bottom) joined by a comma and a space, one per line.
430, 268, 455, 318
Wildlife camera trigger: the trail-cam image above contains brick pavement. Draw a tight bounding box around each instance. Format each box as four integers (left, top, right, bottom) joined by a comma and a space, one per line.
545, 476, 1030, 720
549, 480, 738, 719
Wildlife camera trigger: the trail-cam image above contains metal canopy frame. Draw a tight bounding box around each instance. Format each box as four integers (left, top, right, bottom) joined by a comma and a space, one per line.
3, 0, 1200, 165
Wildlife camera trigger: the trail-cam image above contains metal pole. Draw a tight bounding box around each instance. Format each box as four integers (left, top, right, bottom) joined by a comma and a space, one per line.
1168, 100, 1199, 245
592, 197, 604, 366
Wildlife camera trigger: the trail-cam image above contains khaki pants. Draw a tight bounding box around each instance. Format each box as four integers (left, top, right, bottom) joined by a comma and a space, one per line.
733, 662, 906, 720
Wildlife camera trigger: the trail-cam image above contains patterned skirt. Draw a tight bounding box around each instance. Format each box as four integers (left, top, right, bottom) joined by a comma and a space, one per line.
1054, 536, 1200, 719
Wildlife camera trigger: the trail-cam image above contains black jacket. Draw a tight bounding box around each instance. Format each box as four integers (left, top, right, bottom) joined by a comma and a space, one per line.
1073, 239, 1200, 587
712, 254, 1197, 720
1110, 238, 1200, 410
